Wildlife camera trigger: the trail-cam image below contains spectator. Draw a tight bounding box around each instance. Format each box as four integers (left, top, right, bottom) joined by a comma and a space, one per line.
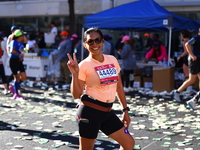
143, 33, 151, 51
115, 32, 125, 59
50, 21, 58, 35
117, 35, 136, 92
26, 34, 38, 53
145, 41, 168, 63
0, 36, 9, 94
0, 31, 8, 65
133, 35, 143, 60
37, 32, 46, 49
70, 34, 82, 62
57, 31, 72, 84
152, 33, 161, 43
104, 34, 115, 56
144, 33, 161, 52
102, 40, 111, 55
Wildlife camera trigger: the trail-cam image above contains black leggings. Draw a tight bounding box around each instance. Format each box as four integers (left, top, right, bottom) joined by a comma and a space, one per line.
123, 69, 134, 88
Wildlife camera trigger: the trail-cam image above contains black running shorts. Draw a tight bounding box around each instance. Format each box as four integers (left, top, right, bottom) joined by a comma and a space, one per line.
188, 56, 200, 75
9, 58, 25, 75
76, 95, 124, 139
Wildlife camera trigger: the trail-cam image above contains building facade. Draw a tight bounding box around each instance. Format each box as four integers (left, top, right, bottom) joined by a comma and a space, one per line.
0, 0, 200, 36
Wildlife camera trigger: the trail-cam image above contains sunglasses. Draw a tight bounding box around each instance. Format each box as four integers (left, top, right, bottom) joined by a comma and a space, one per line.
85, 37, 102, 45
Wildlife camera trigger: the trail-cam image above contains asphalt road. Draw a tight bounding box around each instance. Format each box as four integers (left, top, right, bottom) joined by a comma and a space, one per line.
0, 83, 199, 150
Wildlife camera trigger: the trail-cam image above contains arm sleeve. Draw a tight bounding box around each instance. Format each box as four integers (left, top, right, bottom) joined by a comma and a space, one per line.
145, 49, 153, 59
157, 46, 167, 61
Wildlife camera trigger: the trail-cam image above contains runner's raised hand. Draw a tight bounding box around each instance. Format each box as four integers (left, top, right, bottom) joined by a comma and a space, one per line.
67, 53, 79, 75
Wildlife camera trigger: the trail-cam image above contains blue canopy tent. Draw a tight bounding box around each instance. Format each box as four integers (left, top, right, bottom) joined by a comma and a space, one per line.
83, 0, 200, 65
85, 0, 199, 31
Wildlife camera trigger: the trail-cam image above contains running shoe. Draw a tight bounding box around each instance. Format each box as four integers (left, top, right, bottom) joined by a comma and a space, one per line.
13, 94, 24, 100
124, 87, 129, 93
128, 87, 134, 92
187, 99, 197, 110
3, 89, 10, 95
172, 90, 181, 102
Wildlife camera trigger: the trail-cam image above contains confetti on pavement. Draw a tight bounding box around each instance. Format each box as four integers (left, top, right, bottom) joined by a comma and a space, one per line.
0, 83, 200, 149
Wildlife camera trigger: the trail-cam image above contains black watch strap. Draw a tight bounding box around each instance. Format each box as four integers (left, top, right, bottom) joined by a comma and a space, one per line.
122, 107, 130, 112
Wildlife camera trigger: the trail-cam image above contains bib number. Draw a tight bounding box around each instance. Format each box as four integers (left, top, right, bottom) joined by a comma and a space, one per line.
95, 64, 118, 85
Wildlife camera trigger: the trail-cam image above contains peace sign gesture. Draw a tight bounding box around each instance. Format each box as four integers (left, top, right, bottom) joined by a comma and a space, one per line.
67, 53, 79, 75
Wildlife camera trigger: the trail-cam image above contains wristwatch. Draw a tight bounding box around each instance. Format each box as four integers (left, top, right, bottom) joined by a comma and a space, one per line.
122, 107, 130, 112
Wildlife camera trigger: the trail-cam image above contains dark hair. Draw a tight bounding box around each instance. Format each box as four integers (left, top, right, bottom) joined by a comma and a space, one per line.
83, 27, 103, 42
126, 39, 135, 50
50, 21, 56, 26
29, 34, 35, 40
153, 33, 159, 40
103, 34, 110, 41
181, 30, 191, 38
152, 47, 161, 58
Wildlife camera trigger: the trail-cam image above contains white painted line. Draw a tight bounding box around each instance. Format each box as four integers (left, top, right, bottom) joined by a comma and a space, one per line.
141, 135, 168, 150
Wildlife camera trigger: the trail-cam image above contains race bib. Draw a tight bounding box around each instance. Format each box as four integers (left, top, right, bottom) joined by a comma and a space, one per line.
95, 64, 118, 85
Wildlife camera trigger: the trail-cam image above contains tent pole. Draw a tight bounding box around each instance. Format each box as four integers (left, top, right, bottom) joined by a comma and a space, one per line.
167, 27, 172, 66
81, 26, 84, 61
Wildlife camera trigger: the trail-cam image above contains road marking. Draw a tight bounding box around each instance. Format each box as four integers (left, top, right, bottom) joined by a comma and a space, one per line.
141, 135, 168, 150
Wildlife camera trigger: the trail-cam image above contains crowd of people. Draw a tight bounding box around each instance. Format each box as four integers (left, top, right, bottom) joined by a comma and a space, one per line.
0, 23, 189, 95
0, 22, 200, 149
0, 24, 198, 92
0, 23, 171, 149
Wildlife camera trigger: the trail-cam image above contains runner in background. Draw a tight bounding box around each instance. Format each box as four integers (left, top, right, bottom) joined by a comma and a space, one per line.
173, 29, 200, 109
9, 29, 27, 99
176, 30, 192, 93
7, 26, 27, 89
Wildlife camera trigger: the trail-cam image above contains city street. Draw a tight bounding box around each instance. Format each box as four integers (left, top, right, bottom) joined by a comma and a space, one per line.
0, 83, 200, 150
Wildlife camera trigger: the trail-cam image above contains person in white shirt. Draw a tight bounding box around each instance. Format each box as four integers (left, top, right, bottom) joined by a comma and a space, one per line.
0, 36, 9, 94
26, 34, 38, 53
50, 21, 58, 35
0, 32, 8, 65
